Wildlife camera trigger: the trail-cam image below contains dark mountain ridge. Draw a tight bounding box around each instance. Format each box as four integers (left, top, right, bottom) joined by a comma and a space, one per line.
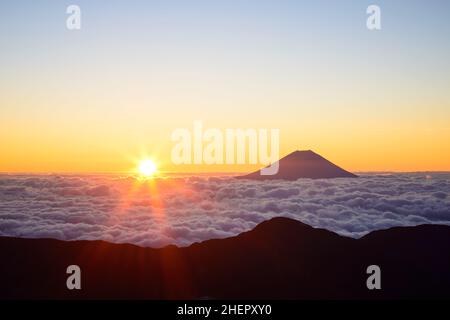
1, 217, 449, 299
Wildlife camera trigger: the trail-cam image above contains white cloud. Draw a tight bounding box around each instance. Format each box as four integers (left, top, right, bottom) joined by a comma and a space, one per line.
0, 173, 449, 247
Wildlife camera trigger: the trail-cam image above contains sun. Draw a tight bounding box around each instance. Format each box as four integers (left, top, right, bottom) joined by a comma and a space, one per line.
138, 159, 158, 177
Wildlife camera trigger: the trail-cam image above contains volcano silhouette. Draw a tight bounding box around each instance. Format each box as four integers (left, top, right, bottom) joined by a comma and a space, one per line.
238, 150, 357, 180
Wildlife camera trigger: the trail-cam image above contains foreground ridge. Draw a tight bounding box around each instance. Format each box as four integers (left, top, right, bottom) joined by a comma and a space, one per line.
1, 217, 449, 299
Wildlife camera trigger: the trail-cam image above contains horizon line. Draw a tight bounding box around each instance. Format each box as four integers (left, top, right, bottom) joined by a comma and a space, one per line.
1, 170, 450, 176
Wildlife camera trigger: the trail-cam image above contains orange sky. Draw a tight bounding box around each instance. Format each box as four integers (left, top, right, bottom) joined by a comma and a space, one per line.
1, 2, 450, 173
2, 118, 450, 173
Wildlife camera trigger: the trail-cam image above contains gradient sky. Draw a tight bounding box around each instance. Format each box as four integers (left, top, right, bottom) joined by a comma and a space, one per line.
1, 0, 450, 173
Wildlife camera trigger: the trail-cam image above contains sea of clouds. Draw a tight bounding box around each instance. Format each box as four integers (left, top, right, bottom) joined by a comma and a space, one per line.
0, 173, 449, 247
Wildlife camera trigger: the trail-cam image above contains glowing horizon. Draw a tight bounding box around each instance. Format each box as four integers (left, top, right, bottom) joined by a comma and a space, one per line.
1, 1, 450, 173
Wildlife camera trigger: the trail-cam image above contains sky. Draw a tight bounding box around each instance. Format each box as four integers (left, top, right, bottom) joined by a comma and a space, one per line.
1, 0, 450, 173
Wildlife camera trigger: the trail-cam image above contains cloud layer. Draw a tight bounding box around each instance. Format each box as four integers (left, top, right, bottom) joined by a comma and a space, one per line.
0, 173, 449, 247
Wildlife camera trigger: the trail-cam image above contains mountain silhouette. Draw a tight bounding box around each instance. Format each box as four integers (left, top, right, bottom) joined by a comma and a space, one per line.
1, 217, 449, 299
238, 150, 357, 180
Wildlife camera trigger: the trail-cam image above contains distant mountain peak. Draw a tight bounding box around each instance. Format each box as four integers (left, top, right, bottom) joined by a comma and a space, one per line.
237, 150, 357, 180
287, 150, 323, 159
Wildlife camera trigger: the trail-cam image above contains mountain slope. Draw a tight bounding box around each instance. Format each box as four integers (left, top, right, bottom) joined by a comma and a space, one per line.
1, 218, 449, 299
237, 150, 357, 180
